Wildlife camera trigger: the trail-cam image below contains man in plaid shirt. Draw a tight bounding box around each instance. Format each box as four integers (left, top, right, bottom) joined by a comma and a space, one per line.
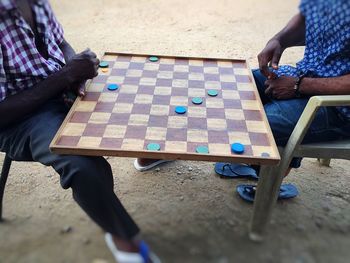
0, 1, 159, 262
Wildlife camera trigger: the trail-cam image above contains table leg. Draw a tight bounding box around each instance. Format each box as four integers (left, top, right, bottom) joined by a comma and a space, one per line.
249, 165, 283, 242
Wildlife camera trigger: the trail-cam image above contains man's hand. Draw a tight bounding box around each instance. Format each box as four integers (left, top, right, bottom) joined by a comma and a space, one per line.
258, 39, 284, 79
63, 49, 100, 84
265, 76, 298, 100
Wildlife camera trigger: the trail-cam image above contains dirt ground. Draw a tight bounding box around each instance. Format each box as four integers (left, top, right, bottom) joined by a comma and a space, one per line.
0, 0, 350, 262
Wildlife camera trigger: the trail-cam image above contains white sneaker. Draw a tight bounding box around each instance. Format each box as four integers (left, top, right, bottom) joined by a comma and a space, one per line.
133, 159, 171, 172
105, 233, 161, 263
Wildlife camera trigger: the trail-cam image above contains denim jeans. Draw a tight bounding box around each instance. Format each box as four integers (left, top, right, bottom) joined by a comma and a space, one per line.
253, 69, 350, 168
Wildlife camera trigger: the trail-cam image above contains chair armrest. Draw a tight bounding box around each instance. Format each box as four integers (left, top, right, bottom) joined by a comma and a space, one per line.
279, 95, 350, 168
308, 95, 350, 107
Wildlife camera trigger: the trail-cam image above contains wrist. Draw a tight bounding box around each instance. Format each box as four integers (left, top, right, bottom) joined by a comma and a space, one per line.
294, 74, 306, 98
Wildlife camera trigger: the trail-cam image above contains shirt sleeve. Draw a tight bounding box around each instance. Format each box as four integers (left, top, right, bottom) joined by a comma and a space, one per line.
44, 1, 64, 45
299, 0, 308, 16
0, 46, 7, 103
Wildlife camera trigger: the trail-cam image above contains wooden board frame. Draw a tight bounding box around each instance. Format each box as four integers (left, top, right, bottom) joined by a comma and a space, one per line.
50, 52, 281, 166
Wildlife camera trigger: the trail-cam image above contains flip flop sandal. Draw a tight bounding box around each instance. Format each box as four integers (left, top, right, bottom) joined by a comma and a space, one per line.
236, 183, 299, 202
105, 233, 161, 263
215, 163, 258, 180
134, 159, 172, 172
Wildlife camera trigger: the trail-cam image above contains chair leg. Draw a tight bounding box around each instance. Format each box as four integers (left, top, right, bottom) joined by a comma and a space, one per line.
0, 154, 12, 221
249, 165, 284, 241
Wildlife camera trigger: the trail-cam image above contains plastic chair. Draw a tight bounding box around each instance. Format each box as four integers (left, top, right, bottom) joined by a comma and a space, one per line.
249, 95, 350, 241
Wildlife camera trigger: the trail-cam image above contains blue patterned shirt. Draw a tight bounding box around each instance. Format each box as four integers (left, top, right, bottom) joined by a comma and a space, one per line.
276, 0, 350, 121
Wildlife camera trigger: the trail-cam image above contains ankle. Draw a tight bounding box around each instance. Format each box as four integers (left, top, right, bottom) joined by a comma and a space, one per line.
112, 235, 139, 253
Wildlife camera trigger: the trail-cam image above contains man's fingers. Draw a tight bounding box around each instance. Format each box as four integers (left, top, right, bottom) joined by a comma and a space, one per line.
271, 50, 282, 69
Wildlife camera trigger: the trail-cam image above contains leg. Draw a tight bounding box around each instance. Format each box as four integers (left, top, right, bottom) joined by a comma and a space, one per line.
0, 154, 12, 221
0, 100, 139, 240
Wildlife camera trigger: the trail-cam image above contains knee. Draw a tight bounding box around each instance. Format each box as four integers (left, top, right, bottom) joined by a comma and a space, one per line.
57, 156, 113, 189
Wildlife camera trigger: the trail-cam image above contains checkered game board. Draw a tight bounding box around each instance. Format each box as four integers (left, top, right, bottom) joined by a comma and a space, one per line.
50, 53, 280, 165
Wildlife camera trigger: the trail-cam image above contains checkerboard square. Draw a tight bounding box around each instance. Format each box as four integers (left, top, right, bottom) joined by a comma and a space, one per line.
83, 123, 107, 137
144, 63, 159, 71
109, 113, 130, 125
188, 107, 206, 118
94, 102, 115, 112
189, 66, 204, 73
119, 85, 139, 94
188, 73, 205, 81
187, 117, 207, 129
99, 93, 118, 102
157, 71, 174, 79
103, 125, 127, 138
153, 95, 171, 105
170, 96, 188, 106
228, 131, 251, 145
121, 139, 145, 150
129, 62, 145, 70
132, 104, 151, 114
126, 69, 143, 78
88, 112, 111, 124
172, 79, 188, 88
70, 112, 92, 123
187, 129, 208, 143
168, 116, 188, 128
62, 123, 86, 137
148, 115, 168, 127
134, 94, 154, 104
207, 119, 227, 130
164, 141, 187, 152
100, 138, 123, 149
112, 103, 133, 114
78, 137, 102, 148
146, 127, 167, 140
225, 109, 245, 120
128, 114, 149, 126
150, 105, 170, 116
87, 83, 105, 92
75, 101, 97, 112
154, 86, 172, 96
125, 125, 147, 139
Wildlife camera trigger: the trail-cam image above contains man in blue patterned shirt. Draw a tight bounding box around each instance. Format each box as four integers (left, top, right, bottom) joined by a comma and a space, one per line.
216, 0, 350, 201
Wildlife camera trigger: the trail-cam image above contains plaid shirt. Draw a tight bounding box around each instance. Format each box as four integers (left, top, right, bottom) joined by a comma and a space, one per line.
0, 0, 65, 102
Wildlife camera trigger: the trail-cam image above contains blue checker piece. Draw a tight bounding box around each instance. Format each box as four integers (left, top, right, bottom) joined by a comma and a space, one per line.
175, 106, 187, 114
231, 143, 245, 154
147, 143, 161, 151
108, 84, 119, 91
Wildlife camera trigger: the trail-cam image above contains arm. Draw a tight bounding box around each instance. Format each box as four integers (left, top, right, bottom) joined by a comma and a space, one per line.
300, 75, 350, 96
258, 13, 306, 77
265, 74, 350, 100
59, 38, 76, 62
59, 39, 86, 98
0, 50, 99, 129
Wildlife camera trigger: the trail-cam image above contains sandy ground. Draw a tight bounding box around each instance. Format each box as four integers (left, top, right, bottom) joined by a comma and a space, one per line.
1, 0, 350, 262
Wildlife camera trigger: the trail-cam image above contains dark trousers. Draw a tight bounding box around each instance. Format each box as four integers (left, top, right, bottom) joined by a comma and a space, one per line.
0, 99, 139, 239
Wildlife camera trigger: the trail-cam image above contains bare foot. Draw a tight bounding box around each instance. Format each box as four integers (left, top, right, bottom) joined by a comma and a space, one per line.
137, 158, 161, 167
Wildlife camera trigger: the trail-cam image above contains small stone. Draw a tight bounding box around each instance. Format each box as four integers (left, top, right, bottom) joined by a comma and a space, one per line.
190, 176, 194, 180
296, 224, 306, 232
188, 167, 193, 171
82, 238, 91, 245
155, 168, 160, 172
315, 218, 323, 229
177, 171, 182, 175
180, 196, 184, 201
60, 226, 73, 234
